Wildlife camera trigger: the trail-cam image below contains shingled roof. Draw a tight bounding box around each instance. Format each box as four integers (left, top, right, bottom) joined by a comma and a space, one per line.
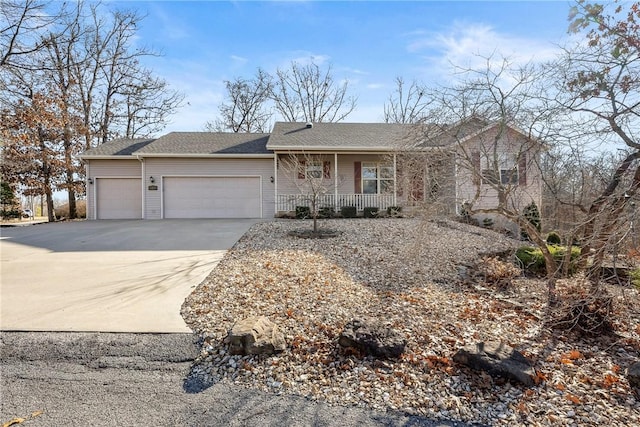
81, 138, 156, 157
135, 132, 270, 155
81, 118, 511, 158
266, 122, 412, 151
81, 133, 271, 157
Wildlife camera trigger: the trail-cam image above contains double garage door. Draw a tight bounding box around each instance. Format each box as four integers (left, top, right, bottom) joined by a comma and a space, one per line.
96, 176, 262, 219
163, 176, 261, 219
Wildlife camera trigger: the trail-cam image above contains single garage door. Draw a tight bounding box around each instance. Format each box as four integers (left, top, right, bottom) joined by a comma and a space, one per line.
163, 176, 261, 219
96, 178, 142, 219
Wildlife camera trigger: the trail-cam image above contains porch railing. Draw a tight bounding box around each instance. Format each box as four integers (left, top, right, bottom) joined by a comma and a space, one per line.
277, 193, 395, 212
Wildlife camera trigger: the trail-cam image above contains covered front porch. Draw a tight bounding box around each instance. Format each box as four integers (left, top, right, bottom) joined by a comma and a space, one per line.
273, 151, 422, 215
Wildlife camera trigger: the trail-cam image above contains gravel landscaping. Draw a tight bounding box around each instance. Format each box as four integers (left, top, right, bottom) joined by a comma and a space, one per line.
181, 218, 640, 426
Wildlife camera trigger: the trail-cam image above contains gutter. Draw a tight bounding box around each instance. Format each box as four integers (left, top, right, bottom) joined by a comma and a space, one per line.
135, 153, 274, 159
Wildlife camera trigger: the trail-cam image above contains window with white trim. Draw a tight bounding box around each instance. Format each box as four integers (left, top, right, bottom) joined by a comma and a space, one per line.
305, 161, 323, 179
481, 153, 518, 186
362, 162, 394, 194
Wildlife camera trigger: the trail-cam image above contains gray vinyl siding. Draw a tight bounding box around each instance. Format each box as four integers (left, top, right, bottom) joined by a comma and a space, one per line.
275, 153, 389, 194
143, 157, 275, 219
85, 159, 142, 220
455, 127, 543, 214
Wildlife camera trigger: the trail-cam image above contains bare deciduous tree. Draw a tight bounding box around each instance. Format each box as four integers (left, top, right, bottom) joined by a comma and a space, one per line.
402, 56, 557, 297
271, 60, 357, 123
0, 0, 61, 67
553, 0, 640, 284
384, 77, 430, 124
280, 153, 336, 234
205, 69, 273, 133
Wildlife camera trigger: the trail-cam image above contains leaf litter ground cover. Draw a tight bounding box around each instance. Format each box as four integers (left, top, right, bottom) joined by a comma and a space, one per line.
182, 218, 640, 426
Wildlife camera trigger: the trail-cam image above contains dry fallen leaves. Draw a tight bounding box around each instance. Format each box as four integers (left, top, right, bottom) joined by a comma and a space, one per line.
2, 411, 44, 427
181, 219, 640, 426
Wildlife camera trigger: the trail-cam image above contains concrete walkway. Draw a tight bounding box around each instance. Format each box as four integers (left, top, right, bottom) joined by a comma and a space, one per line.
0, 219, 259, 333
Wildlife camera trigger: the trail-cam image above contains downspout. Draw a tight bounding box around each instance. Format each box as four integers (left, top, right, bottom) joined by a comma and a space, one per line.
137, 155, 145, 219
274, 154, 278, 216
334, 152, 338, 210
454, 151, 459, 215
393, 153, 397, 207
86, 161, 93, 220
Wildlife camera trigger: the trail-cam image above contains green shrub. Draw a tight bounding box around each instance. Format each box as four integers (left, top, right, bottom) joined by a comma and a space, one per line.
1, 209, 20, 219
521, 201, 541, 240
630, 268, 640, 289
387, 206, 402, 216
341, 206, 357, 218
363, 207, 379, 218
318, 207, 334, 219
295, 206, 310, 219
516, 245, 580, 276
546, 231, 562, 245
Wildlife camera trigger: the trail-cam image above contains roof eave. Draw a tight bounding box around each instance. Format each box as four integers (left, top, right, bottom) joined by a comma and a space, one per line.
80, 154, 139, 160
267, 145, 395, 152
134, 153, 274, 158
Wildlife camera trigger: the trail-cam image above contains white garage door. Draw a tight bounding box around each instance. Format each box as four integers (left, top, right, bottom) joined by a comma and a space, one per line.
163, 176, 261, 219
96, 178, 142, 219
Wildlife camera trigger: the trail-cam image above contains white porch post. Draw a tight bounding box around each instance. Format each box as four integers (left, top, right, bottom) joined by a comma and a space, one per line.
274, 153, 278, 214
393, 153, 397, 206
334, 153, 338, 210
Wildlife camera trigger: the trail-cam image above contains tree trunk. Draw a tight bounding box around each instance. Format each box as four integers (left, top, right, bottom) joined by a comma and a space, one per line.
45, 185, 55, 223
67, 188, 77, 220
312, 195, 318, 233
580, 152, 639, 267
64, 150, 77, 219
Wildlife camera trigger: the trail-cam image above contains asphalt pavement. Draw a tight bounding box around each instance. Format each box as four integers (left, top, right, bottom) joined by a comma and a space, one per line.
0, 332, 469, 427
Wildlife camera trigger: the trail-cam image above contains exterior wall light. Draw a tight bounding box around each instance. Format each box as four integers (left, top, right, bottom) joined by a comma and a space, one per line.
88, 178, 94, 185
270, 176, 274, 183
150, 176, 155, 183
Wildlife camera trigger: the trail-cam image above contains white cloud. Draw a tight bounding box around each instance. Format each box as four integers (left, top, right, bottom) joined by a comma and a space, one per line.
342, 67, 369, 75
230, 55, 248, 65
272, 51, 331, 68
407, 22, 563, 81
366, 83, 384, 90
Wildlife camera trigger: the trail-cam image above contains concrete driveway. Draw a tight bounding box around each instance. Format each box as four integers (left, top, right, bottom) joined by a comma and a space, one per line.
0, 219, 259, 333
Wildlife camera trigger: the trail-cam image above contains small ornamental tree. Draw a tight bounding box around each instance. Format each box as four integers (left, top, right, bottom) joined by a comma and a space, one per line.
280, 153, 335, 234
0, 180, 19, 218
521, 201, 542, 240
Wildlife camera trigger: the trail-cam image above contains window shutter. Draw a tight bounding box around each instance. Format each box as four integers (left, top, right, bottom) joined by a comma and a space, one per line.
323, 161, 331, 179
411, 173, 425, 202
472, 151, 481, 185
518, 154, 527, 186
396, 164, 403, 197
298, 160, 305, 179
354, 162, 361, 194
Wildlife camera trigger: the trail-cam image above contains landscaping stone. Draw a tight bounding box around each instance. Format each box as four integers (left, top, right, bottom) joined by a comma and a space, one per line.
227, 316, 286, 355
628, 361, 640, 395
338, 318, 406, 358
453, 341, 536, 386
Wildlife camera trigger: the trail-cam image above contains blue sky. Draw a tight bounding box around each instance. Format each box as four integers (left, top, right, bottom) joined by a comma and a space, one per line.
113, 1, 575, 132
